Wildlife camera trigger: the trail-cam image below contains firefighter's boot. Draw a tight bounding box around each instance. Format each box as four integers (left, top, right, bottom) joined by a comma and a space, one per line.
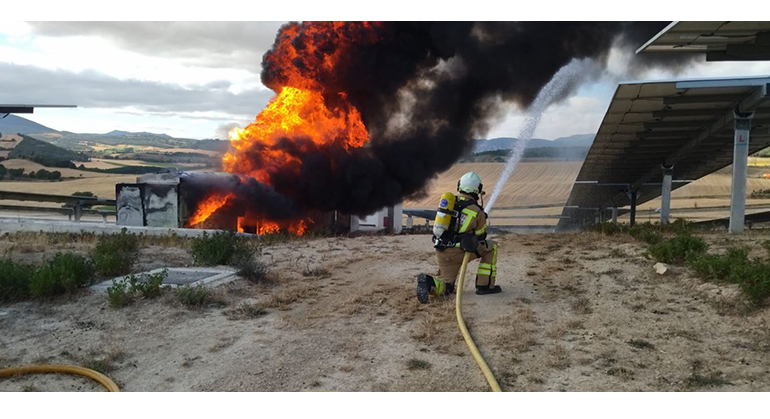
475, 284, 502, 295
417, 274, 452, 304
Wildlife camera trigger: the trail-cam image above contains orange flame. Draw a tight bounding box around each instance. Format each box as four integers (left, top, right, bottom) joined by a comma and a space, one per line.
187, 193, 234, 226
223, 86, 368, 183
190, 22, 379, 235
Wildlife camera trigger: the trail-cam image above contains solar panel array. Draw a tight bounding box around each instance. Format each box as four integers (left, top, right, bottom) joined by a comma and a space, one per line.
558, 76, 770, 229
637, 21, 770, 61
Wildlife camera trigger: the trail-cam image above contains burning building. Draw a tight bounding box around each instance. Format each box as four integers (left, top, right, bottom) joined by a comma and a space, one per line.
116, 172, 402, 234
121, 22, 683, 236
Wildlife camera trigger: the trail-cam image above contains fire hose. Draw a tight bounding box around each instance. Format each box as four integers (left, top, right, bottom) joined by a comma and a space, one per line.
456, 252, 502, 392
0, 364, 120, 392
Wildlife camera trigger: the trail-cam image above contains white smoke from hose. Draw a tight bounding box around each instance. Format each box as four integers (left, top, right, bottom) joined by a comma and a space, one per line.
485, 58, 595, 213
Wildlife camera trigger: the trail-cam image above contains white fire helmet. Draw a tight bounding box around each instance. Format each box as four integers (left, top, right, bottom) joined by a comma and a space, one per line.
457, 171, 483, 195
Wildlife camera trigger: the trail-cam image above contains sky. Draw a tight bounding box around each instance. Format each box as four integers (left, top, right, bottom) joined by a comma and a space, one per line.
1, 21, 770, 141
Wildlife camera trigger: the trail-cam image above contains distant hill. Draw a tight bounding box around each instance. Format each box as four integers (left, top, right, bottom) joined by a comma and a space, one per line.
189, 139, 231, 153
9, 135, 88, 168
473, 133, 595, 152
37, 131, 198, 151
0, 114, 59, 135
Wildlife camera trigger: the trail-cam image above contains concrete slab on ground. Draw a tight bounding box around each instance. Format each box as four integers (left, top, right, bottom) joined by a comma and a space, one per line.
90, 267, 238, 292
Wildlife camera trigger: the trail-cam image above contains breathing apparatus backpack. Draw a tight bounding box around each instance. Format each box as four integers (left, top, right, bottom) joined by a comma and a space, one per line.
432, 192, 480, 250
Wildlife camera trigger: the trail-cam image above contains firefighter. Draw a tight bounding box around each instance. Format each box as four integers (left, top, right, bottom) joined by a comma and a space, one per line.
416, 171, 501, 304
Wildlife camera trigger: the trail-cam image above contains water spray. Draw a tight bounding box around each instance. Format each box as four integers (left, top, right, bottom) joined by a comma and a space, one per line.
485, 58, 594, 213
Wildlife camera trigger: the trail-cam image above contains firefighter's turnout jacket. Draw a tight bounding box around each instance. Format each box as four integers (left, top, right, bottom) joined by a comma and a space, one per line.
432, 193, 498, 293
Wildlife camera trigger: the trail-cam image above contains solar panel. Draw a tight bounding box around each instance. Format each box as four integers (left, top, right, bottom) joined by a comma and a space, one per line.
0, 104, 77, 114
557, 76, 770, 229
637, 21, 770, 61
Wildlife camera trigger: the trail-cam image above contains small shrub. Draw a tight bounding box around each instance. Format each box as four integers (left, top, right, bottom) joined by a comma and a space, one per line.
406, 359, 431, 371
571, 297, 592, 314
761, 240, 770, 257
667, 218, 693, 235
236, 258, 269, 283
628, 224, 663, 245
130, 269, 167, 299
29, 253, 95, 299
687, 246, 749, 281
177, 284, 212, 307
686, 245, 770, 306
728, 262, 770, 305
648, 234, 708, 264
92, 230, 139, 276
191, 232, 248, 266
627, 339, 655, 350
107, 279, 133, 308
684, 372, 731, 388
228, 302, 267, 319
0, 259, 34, 303
589, 222, 623, 235
302, 265, 330, 278
106, 269, 168, 308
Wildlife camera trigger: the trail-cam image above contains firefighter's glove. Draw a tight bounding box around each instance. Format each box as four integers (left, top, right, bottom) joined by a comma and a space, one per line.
459, 234, 480, 257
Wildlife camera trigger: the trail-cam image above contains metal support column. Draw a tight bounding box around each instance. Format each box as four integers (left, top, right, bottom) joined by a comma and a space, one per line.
729, 111, 754, 234
629, 190, 638, 227
611, 206, 618, 224
660, 165, 674, 226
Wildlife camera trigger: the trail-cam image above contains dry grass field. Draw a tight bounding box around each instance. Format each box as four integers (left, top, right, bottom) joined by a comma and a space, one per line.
409, 161, 770, 227
79, 158, 205, 170
2, 230, 770, 391
90, 144, 221, 157
0, 159, 125, 179
404, 161, 582, 227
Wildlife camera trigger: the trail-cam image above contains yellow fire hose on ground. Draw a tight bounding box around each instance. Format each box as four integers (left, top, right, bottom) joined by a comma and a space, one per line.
456, 252, 502, 392
0, 364, 120, 392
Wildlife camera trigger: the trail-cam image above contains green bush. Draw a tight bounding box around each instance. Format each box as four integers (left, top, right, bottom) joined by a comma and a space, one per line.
687, 246, 749, 281
107, 278, 133, 308
686, 245, 770, 306
130, 269, 167, 299
0, 259, 34, 303
668, 218, 694, 235
588, 221, 624, 235
648, 234, 708, 264
191, 231, 248, 266
177, 284, 212, 307
729, 262, 770, 305
106, 269, 168, 308
92, 230, 139, 276
29, 253, 95, 299
627, 223, 663, 245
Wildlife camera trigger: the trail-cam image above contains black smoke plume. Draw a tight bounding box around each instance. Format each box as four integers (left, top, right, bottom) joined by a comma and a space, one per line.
191, 22, 693, 221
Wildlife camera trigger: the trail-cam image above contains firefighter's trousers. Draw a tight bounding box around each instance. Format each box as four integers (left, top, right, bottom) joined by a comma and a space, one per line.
435, 239, 497, 293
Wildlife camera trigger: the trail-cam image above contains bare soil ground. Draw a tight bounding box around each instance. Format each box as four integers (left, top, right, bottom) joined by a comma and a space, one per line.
2, 230, 770, 392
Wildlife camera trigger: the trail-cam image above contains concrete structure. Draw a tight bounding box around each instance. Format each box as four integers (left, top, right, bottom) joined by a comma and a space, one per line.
117, 172, 181, 228
91, 267, 238, 292
354, 203, 403, 233
660, 165, 673, 226
730, 112, 754, 233
116, 170, 406, 234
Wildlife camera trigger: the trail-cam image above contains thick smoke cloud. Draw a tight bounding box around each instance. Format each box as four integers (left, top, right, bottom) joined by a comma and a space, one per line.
203, 22, 693, 220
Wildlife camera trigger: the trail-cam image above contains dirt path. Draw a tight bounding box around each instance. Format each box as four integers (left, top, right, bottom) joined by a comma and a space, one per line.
2, 232, 770, 391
